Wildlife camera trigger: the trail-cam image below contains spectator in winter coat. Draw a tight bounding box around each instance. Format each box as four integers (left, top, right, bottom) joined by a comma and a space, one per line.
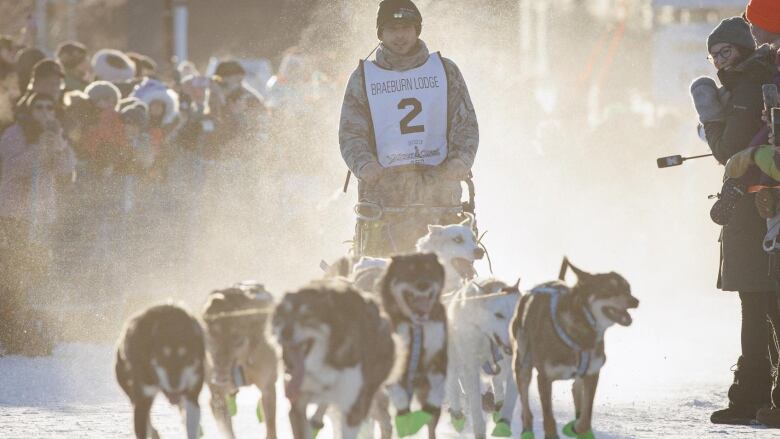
81, 81, 130, 175
91, 49, 137, 97
743, 0, 780, 428
691, 16, 780, 426
131, 78, 180, 181
56, 41, 90, 92
126, 52, 157, 79
14, 47, 45, 94
0, 92, 76, 238
339, 0, 478, 256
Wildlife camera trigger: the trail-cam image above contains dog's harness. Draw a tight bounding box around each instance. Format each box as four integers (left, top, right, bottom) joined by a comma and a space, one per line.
526, 285, 601, 377
405, 324, 424, 395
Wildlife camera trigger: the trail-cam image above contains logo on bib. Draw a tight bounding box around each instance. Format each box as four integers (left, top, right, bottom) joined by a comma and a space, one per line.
386, 146, 442, 165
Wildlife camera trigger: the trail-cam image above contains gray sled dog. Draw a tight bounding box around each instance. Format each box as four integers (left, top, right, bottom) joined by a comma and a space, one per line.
376, 253, 448, 438
270, 280, 403, 439
115, 303, 205, 439
445, 279, 520, 439
202, 281, 278, 439
511, 258, 638, 439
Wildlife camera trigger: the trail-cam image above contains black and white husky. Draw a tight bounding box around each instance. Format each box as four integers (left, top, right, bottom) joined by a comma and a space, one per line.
270, 280, 402, 439
115, 303, 205, 439
378, 253, 448, 439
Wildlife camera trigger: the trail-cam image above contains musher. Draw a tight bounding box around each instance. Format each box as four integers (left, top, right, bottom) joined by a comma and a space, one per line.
339, 0, 479, 258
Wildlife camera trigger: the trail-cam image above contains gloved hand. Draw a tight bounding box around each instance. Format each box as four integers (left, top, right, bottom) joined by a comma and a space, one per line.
357, 161, 383, 185
724, 146, 757, 178
690, 76, 726, 123
443, 158, 469, 180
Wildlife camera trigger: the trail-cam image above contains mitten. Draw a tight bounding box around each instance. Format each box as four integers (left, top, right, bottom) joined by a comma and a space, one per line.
690, 76, 725, 123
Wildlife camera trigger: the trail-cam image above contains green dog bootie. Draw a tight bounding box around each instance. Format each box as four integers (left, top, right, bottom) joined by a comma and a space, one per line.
491, 419, 512, 437
198, 425, 204, 438
395, 410, 433, 437
451, 413, 466, 432
563, 421, 595, 439
226, 394, 237, 417
520, 430, 535, 439
256, 399, 264, 423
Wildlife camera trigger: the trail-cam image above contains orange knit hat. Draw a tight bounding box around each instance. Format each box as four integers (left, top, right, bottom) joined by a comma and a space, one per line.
746, 0, 780, 35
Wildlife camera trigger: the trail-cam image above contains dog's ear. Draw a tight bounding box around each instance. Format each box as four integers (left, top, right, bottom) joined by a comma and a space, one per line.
427, 224, 444, 235
567, 260, 594, 283
460, 212, 476, 229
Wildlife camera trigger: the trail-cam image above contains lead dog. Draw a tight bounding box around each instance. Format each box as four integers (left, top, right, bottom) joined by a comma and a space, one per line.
115, 303, 205, 439
270, 280, 403, 439
445, 279, 520, 439
202, 281, 278, 439
511, 259, 638, 439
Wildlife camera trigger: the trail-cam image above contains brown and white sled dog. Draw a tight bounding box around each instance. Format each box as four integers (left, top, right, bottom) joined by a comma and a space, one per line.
511, 259, 638, 439
202, 281, 278, 439
376, 253, 448, 438
270, 280, 403, 439
115, 304, 205, 439
445, 279, 520, 439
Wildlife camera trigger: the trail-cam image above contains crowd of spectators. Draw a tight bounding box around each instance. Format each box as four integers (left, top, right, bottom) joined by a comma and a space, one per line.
0, 36, 335, 355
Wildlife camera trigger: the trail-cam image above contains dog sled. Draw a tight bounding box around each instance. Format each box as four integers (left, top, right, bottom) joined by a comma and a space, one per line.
349, 164, 477, 258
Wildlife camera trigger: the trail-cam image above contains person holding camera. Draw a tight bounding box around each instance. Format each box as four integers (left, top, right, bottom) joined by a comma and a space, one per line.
691, 16, 780, 426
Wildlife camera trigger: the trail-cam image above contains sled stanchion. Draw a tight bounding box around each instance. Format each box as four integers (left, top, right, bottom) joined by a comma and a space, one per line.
343, 170, 351, 194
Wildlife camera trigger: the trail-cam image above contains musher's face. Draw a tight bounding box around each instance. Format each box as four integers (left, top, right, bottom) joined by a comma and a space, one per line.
380, 21, 418, 56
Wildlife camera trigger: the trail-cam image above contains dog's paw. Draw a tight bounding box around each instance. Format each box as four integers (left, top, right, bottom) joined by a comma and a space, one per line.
450, 411, 466, 432
226, 395, 237, 417
563, 421, 595, 439
395, 410, 433, 437
491, 419, 512, 437
255, 400, 264, 423
520, 431, 535, 439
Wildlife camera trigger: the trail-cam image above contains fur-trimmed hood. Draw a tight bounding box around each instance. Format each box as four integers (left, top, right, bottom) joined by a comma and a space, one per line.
131, 78, 179, 126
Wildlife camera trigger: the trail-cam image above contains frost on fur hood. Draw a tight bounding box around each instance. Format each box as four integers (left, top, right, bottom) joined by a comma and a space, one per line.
131, 78, 179, 126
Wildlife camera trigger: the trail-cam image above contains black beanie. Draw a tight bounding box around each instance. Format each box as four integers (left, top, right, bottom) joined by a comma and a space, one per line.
707, 16, 756, 52
376, 0, 422, 39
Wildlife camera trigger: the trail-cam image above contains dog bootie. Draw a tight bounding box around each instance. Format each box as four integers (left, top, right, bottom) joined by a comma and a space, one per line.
520, 430, 535, 439
710, 178, 746, 225
563, 421, 595, 439
226, 394, 238, 417
450, 412, 466, 432
310, 418, 324, 438
395, 410, 433, 437
256, 399, 264, 423
491, 418, 512, 437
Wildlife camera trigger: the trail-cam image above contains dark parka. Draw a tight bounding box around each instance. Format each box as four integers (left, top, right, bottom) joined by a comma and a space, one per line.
704, 47, 776, 292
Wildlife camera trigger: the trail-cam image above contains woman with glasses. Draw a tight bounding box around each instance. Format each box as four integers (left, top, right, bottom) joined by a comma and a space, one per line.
690, 16, 780, 426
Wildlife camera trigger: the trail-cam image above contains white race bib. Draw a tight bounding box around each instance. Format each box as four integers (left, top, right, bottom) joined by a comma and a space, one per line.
363, 52, 448, 168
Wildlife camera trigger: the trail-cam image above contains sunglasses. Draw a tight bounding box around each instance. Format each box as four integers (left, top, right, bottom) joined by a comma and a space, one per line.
708, 45, 734, 63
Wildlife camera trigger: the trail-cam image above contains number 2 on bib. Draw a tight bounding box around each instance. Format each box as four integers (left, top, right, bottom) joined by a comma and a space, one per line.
398, 98, 425, 134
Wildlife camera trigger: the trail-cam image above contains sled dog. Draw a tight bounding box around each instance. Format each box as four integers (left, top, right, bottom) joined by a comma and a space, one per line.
511, 259, 638, 439
115, 303, 205, 439
270, 280, 402, 439
445, 279, 520, 439
202, 281, 278, 439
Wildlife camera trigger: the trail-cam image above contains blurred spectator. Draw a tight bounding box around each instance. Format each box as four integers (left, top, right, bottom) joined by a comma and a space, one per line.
127, 52, 157, 79
0, 92, 76, 237
57, 41, 90, 92
0, 36, 16, 81
81, 80, 130, 175
15, 60, 66, 129
14, 47, 45, 94
131, 78, 180, 180
92, 49, 137, 97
